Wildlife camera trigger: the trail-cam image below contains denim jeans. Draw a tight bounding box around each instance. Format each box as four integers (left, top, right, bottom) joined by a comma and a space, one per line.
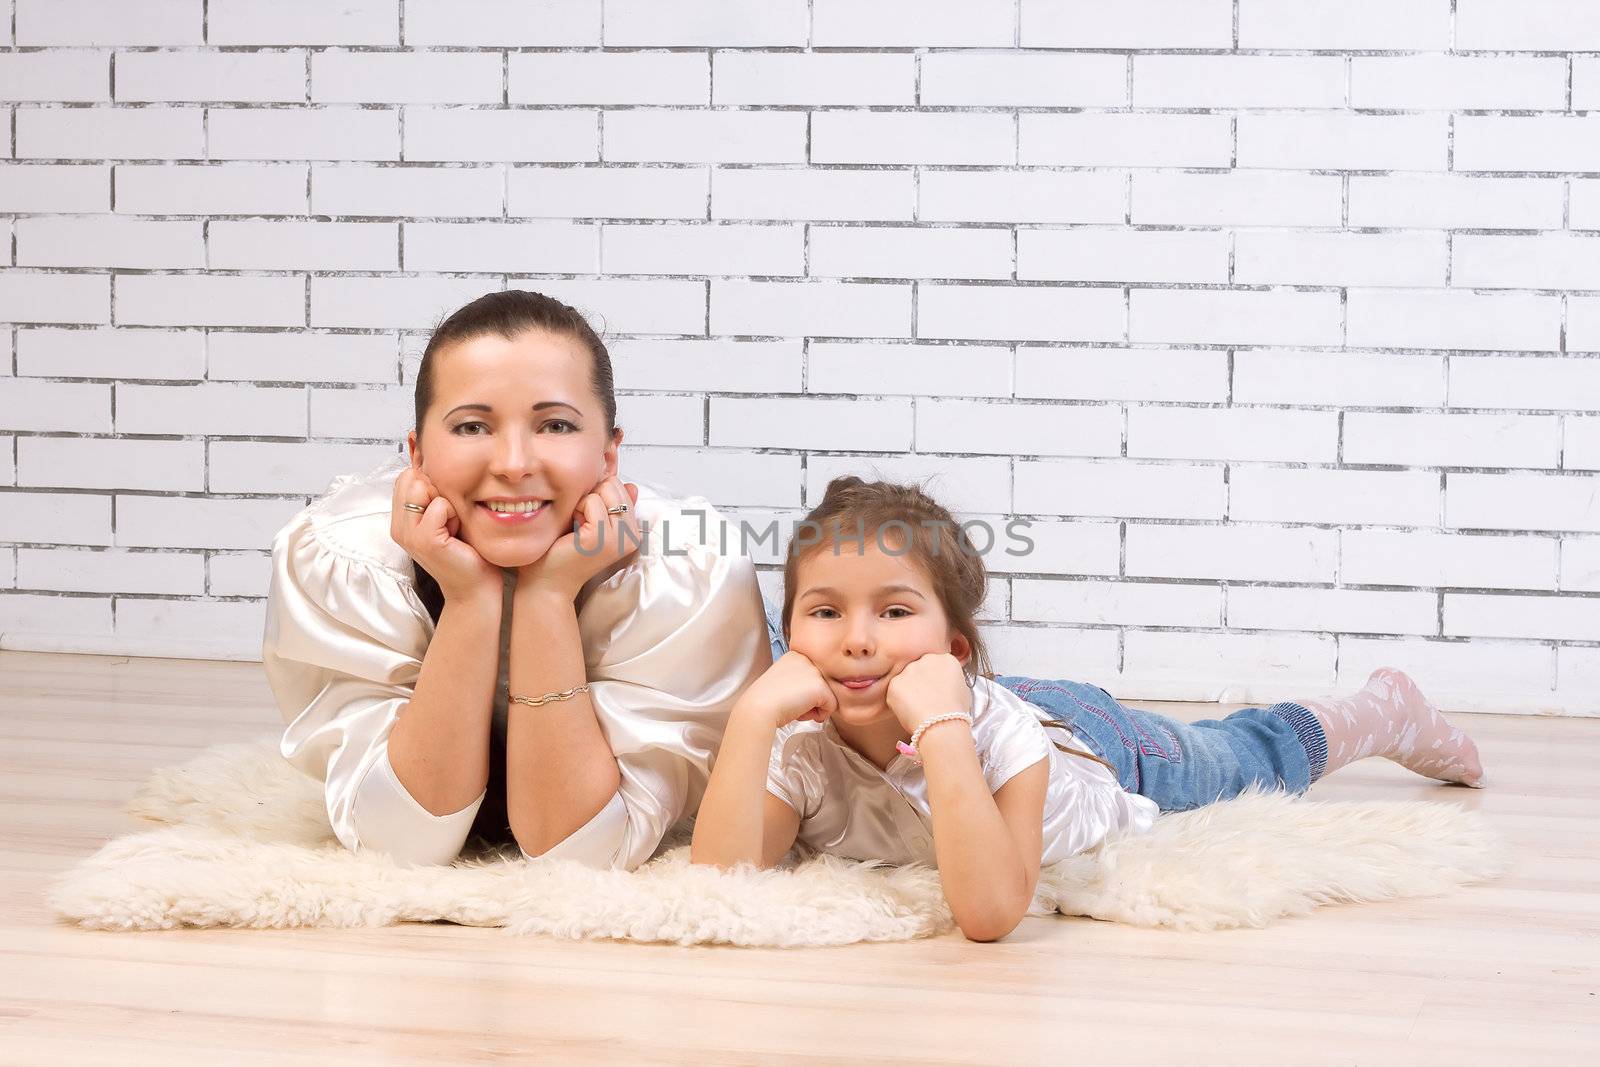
761, 596, 1328, 813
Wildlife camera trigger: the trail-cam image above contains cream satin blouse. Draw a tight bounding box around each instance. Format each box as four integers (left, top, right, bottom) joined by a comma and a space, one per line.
765, 676, 1160, 867
261, 456, 771, 870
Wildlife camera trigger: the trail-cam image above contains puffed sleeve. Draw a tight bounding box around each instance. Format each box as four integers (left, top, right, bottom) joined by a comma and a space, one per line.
764, 724, 825, 819
538, 487, 772, 871
261, 497, 486, 868
973, 680, 1052, 795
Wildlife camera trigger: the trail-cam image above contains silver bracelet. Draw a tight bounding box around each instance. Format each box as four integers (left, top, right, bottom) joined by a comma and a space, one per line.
894, 712, 974, 764
510, 683, 589, 708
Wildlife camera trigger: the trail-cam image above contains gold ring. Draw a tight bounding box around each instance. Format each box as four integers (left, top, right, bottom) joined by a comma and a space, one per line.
402, 503, 426, 514
607, 503, 630, 515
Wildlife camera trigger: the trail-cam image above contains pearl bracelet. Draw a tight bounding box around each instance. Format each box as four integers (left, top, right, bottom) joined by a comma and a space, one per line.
510, 683, 589, 708
894, 712, 974, 764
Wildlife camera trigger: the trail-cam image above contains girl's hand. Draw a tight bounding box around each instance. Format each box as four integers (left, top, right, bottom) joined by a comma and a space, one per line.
390, 461, 503, 604
885, 653, 973, 736
733, 650, 839, 732
515, 475, 641, 602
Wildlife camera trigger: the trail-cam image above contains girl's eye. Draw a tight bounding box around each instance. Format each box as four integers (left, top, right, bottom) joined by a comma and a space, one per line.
883, 606, 912, 619
809, 607, 838, 619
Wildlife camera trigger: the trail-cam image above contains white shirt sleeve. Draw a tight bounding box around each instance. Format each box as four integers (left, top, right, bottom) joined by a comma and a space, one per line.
974, 682, 1053, 795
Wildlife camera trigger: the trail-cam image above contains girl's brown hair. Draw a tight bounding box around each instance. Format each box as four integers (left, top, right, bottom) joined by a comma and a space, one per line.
782, 475, 1120, 775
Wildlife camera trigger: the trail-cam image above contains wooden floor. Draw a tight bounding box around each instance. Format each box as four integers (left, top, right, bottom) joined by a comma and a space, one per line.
1, 650, 1595, 1065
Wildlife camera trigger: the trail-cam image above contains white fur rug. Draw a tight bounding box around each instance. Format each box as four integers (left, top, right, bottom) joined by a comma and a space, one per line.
47, 733, 1511, 946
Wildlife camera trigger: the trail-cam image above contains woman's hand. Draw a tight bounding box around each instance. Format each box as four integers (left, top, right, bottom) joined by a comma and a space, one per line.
885, 653, 974, 735
390, 460, 503, 604
515, 475, 641, 602
732, 650, 839, 732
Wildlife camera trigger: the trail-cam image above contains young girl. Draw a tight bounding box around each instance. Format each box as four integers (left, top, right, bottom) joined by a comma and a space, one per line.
690, 477, 1487, 942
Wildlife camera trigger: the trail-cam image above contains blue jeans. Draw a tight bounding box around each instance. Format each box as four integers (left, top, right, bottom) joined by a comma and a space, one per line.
762, 597, 1328, 813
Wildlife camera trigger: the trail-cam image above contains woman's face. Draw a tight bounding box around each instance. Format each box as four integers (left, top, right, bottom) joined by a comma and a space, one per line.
407, 328, 620, 570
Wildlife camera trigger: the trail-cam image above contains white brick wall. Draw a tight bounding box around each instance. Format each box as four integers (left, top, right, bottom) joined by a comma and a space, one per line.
0, 3, 1594, 714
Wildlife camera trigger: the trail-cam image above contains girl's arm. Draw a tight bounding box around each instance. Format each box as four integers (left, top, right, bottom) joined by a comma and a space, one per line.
690, 705, 802, 869
917, 722, 1049, 942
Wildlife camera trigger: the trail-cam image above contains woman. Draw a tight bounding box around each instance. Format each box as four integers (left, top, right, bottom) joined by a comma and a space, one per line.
261, 290, 773, 869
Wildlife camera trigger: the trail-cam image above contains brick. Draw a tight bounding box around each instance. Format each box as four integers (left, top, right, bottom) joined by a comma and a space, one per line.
0, 50, 109, 102
406, 107, 596, 163
1348, 175, 1562, 230
18, 437, 203, 491
1453, 235, 1600, 291
1130, 290, 1340, 347
1015, 459, 1225, 521
1342, 530, 1557, 591
620, 447, 803, 509
1239, 0, 1450, 48
1237, 113, 1447, 171
0, 164, 108, 212
1456, 0, 1600, 50
805, 453, 1013, 514
1346, 290, 1560, 352
310, 276, 502, 330
113, 599, 268, 656
1445, 592, 1600, 643
210, 108, 398, 161
709, 396, 912, 452
207, 220, 394, 271
116, 276, 304, 328
1568, 417, 1600, 471
1455, 116, 1600, 172
308, 386, 410, 439
315, 164, 501, 218
809, 342, 1012, 399
1564, 302, 1600, 352
610, 339, 800, 394
117, 50, 305, 103
1448, 356, 1600, 412
813, 113, 1014, 166
16, 216, 204, 269
1022, 0, 1232, 48
208, 0, 398, 46
208, 552, 273, 597
17, 327, 205, 380
511, 52, 707, 106
713, 53, 912, 106
1229, 588, 1438, 637
313, 51, 501, 104
613, 394, 703, 447
16, 107, 202, 160
982, 519, 1121, 577
1132, 172, 1341, 227
1234, 231, 1447, 288
1569, 59, 1600, 110
605, 110, 804, 164
713, 168, 911, 222
923, 53, 1125, 107
813, 0, 1014, 46
1017, 347, 1228, 403
1022, 113, 1231, 168
0, 491, 112, 546
209, 441, 399, 493
210, 332, 396, 385
118, 164, 307, 215
1231, 468, 1440, 527
526, 278, 707, 335
1562, 537, 1600, 591
1452, 476, 1600, 534
404, 221, 596, 273
117, 383, 305, 437
920, 285, 1123, 343
15, 0, 201, 46
1129, 407, 1338, 464
603, 223, 800, 277
1344, 413, 1561, 469
1343, 637, 1553, 703
1134, 56, 1343, 108
920, 170, 1124, 224
0, 272, 109, 325
916, 399, 1121, 457
1233, 351, 1444, 409
510, 166, 705, 220
1014, 578, 1222, 629
1351, 55, 1566, 110
1126, 523, 1337, 583
809, 226, 1012, 281
1019, 229, 1228, 284
711, 280, 909, 339
984, 626, 1119, 684
17, 547, 204, 595
604, 0, 807, 46
0, 594, 112, 636
0, 379, 110, 432
404, 0, 599, 46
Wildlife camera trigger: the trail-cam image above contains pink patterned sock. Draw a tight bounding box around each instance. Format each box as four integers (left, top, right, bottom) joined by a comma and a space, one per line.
1298, 668, 1486, 787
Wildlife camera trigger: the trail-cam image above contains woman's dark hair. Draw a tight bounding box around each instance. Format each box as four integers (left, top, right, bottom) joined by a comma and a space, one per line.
409, 289, 620, 852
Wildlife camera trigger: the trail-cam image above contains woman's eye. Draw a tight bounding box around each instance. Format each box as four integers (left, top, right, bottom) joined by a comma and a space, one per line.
452, 421, 488, 436
543, 420, 577, 434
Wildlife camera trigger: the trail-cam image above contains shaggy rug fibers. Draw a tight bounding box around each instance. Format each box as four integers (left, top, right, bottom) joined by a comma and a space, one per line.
48, 733, 1511, 946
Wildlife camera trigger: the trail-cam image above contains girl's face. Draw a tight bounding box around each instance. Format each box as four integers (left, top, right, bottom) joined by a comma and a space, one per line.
407, 328, 620, 570
788, 537, 971, 729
